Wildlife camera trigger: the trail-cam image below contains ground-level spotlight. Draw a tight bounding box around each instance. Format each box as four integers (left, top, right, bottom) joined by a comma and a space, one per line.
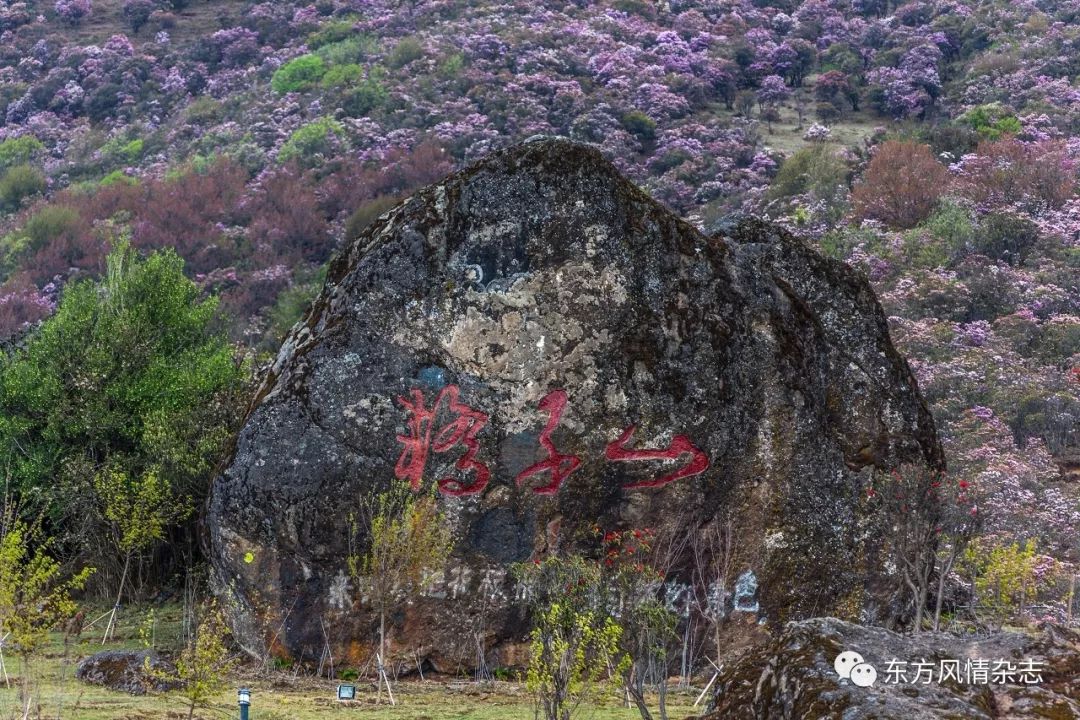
337, 683, 357, 701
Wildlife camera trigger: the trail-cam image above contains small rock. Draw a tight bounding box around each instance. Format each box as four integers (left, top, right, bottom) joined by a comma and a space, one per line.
75, 650, 178, 696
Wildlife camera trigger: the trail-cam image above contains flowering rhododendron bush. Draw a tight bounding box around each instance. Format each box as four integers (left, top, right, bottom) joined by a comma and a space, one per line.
0, 0, 1075, 622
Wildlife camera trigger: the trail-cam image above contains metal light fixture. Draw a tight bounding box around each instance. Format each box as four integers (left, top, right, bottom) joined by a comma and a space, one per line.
337, 683, 357, 701
238, 688, 251, 720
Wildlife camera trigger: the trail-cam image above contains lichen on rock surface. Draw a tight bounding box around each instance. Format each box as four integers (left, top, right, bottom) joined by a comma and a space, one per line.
207, 138, 943, 670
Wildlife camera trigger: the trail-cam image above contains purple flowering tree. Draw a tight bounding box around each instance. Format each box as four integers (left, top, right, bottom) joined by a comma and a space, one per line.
54, 0, 91, 25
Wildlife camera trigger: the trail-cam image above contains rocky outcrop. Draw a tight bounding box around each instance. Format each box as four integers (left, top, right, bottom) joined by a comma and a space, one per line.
703, 617, 1080, 719
75, 650, 178, 695
207, 138, 943, 671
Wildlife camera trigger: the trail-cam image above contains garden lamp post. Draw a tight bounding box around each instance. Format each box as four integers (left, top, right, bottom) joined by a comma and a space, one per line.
238, 688, 251, 720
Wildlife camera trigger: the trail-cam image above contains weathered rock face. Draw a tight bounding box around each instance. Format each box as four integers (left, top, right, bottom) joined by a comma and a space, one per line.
703, 618, 1080, 719
207, 138, 943, 671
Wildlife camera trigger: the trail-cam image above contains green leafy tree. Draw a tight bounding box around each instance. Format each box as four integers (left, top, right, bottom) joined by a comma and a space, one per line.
963, 538, 1040, 629
146, 600, 234, 720
348, 483, 453, 705
514, 554, 629, 720
0, 500, 93, 713
96, 464, 190, 642
0, 239, 244, 595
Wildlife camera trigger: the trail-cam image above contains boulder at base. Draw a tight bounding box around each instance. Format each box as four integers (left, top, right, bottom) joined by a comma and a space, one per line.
703, 617, 1080, 719
208, 138, 943, 671
75, 650, 178, 695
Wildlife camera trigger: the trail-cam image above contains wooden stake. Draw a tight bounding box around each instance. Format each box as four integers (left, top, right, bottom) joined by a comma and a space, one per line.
693, 658, 723, 707
0, 631, 9, 688
377, 653, 395, 705
102, 553, 130, 645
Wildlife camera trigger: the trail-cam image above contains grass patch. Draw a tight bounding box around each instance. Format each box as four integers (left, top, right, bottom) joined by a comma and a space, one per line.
0, 603, 703, 719
755, 103, 880, 155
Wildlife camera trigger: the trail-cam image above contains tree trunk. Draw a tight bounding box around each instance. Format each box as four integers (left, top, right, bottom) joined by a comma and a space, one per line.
933, 551, 958, 632
627, 683, 653, 720
19, 656, 30, 720
625, 665, 653, 720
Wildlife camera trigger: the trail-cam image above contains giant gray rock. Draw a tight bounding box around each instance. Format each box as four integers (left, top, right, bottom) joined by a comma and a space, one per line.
208, 138, 943, 670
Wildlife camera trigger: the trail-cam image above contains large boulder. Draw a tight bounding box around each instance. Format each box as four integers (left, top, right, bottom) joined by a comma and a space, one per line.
702, 617, 1080, 719
207, 138, 943, 670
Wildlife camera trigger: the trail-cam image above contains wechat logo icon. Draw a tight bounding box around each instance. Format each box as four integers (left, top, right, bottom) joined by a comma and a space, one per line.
834, 650, 877, 687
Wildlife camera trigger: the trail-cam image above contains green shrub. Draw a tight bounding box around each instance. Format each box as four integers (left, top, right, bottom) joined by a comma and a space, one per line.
270, 54, 327, 94
315, 36, 376, 65
817, 226, 880, 261
975, 212, 1041, 265
0, 240, 245, 578
184, 96, 223, 124
307, 17, 360, 49
912, 199, 975, 267
920, 124, 980, 158
819, 42, 863, 75
438, 52, 464, 79
260, 265, 326, 352
386, 37, 424, 69
340, 77, 388, 117
1035, 322, 1080, 365
321, 63, 364, 89
620, 111, 656, 142
277, 117, 344, 164
22, 205, 80, 253
612, 0, 655, 16
767, 144, 850, 221
99, 170, 138, 187
99, 135, 146, 165
120, 138, 144, 162
0, 165, 46, 212
0, 136, 44, 170
960, 104, 1023, 140
345, 195, 398, 242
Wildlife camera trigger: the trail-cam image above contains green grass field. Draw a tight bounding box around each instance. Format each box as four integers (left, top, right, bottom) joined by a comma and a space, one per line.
0, 604, 705, 720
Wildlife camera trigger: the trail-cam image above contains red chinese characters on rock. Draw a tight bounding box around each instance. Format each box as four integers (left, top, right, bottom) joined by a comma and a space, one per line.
514, 390, 581, 495
394, 385, 491, 497
393, 385, 710, 496
604, 426, 710, 489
